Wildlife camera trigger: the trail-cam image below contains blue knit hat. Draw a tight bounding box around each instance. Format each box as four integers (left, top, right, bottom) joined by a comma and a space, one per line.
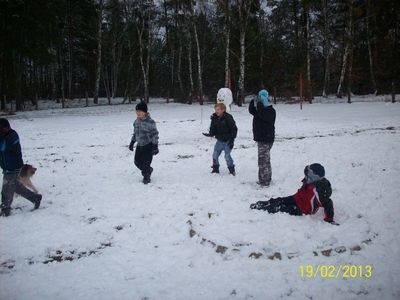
305, 163, 325, 183
258, 89, 270, 107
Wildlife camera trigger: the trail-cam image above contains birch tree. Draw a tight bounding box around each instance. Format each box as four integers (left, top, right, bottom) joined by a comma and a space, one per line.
93, 0, 104, 104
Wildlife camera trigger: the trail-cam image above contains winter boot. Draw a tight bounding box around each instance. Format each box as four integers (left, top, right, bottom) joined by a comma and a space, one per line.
1, 208, 11, 217
143, 175, 151, 184
228, 165, 236, 176
34, 194, 42, 210
143, 174, 151, 184
142, 167, 153, 184
211, 165, 220, 174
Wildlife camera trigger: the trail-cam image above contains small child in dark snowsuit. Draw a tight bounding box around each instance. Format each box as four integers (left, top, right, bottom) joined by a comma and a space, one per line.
203, 103, 238, 175
250, 163, 339, 225
129, 102, 159, 184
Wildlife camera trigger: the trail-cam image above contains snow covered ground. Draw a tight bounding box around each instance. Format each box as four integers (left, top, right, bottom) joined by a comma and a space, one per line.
0, 101, 399, 300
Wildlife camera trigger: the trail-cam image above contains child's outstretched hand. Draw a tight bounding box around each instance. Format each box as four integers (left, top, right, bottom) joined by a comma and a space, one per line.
202, 132, 212, 137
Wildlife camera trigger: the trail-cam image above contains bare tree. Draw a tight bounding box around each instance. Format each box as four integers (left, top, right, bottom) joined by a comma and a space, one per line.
321, 0, 330, 97
304, 2, 312, 102
190, 1, 203, 105
93, 0, 104, 105
185, 21, 194, 104
219, 0, 231, 88
366, 0, 377, 94
337, 0, 353, 98
236, 0, 253, 106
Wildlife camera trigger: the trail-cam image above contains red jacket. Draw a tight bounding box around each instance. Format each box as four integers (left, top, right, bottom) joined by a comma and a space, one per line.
293, 179, 334, 222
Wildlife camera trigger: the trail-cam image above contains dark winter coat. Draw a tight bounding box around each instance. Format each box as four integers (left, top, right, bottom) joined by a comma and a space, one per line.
248, 99, 276, 144
0, 129, 24, 173
209, 112, 238, 142
293, 178, 334, 222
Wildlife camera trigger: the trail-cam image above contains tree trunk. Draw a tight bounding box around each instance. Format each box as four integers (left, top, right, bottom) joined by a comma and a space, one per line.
237, 0, 251, 107
322, 0, 330, 97
391, 4, 398, 103
67, 1, 73, 104
347, 39, 353, 104
187, 30, 194, 105
366, 0, 377, 94
50, 61, 57, 101
337, 0, 353, 98
177, 39, 184, 98
58, 47, 65, 108
305, 6, 312, 103
224, 0, 231, 88
145, 17, 151, 104
93, 0, 103, 105
238, 29, 245, 106
193, 21, 203, 105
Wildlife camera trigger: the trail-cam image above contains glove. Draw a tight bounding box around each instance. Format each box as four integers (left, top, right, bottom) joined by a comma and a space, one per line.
152, 144, 159, 155
202, 132, 212, 137
325, 219, 340, 226
128, 141, 134, 151
228, 139, 234, 149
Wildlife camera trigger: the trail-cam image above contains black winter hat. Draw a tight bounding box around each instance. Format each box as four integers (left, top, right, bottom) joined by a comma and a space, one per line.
309, 163, 325, 177
0, 118, 10, 128
305, 163, 325, 184
136, 102, 148, 113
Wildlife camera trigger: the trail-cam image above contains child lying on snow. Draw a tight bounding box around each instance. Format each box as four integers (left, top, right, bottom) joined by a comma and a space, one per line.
250, 163, 339, 225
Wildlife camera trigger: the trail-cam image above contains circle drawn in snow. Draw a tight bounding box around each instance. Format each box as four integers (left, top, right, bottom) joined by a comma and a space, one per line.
187, 212, 377, 259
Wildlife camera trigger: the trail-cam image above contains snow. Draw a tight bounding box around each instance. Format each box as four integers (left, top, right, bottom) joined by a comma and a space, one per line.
0, 100, 400, 300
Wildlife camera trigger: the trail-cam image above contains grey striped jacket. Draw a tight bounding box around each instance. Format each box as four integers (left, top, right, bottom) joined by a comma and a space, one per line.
131, 114, 159, 146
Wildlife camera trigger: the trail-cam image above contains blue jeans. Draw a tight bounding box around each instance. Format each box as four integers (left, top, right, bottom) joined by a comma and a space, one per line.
212, 140, 234, 167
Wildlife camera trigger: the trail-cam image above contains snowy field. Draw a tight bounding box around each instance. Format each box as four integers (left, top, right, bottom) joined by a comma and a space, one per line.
0, 101, 399, 300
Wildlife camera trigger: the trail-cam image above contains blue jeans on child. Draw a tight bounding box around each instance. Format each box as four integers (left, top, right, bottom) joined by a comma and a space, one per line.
212, 140, 234, 167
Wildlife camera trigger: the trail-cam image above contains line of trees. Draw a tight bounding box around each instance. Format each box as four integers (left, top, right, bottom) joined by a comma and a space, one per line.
0, 0, 398, 111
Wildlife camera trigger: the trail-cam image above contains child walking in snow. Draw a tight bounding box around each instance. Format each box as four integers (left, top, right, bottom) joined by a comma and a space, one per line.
250, 163, 339, 225
0, 118, 42, 216
129, 102, 159, 184
203, 103, 238, 175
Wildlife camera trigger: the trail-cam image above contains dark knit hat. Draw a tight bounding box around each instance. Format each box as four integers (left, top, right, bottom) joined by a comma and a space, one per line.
0, 118, 10, 128
305, 163, 325, 183
136, 102, 148, 113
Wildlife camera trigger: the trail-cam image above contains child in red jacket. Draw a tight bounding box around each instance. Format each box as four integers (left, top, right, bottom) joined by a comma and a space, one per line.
250, 163, 339, 225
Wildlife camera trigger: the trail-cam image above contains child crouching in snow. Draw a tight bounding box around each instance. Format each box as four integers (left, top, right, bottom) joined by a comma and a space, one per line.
203, 103, 238, 175
250, 163, 339, 225
129, 102, 159, 184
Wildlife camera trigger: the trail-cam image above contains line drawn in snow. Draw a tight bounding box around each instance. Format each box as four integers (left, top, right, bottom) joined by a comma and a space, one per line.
186, 218, 378, 260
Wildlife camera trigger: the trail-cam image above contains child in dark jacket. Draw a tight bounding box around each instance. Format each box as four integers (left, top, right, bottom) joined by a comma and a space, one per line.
249, 89, 276, 187
0, 118, 42, 216
203, 103, 238, 175
129, 102, 159, 184
250, 163, 339, 225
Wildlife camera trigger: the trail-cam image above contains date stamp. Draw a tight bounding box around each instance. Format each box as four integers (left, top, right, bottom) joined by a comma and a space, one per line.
299, 265, 373, 279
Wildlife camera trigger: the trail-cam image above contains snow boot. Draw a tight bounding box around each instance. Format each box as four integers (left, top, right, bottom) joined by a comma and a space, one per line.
34, 194, 42, 210
250, 201, 271, 211
142, 167, 153, 185
143, 176, 151, 184
228, 165, 236, 176
1, 208, 11, 217
211, 165, 220, 174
